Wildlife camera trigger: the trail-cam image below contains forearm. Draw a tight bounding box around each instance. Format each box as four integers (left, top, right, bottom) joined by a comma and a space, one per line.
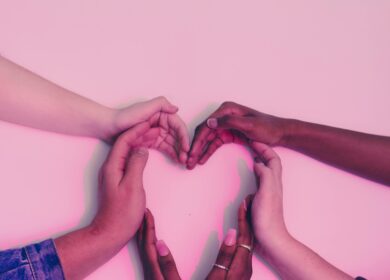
261, 232, 353, 280
54, 224, 130, 280
0, 56, 115, 140
281, 119, 390, 185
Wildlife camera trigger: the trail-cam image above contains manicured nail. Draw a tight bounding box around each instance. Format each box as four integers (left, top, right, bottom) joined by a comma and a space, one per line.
224, 229, 237, 246
207, 118, 218, 129
135, 147, 148, 155
156, 240, 170, 256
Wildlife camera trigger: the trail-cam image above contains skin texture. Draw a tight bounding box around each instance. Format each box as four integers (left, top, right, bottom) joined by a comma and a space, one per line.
0, 55, 189, 163
187, 101, 390, 186
55, 123, 156, 280
250, 142, 353, 280
137, 198, 253, 280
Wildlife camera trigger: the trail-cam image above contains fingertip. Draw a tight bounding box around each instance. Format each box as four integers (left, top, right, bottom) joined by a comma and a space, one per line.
206, 118, 218, 129
224, 228, 237, 246
156, 240, 170, 257
179, 151, 188, 164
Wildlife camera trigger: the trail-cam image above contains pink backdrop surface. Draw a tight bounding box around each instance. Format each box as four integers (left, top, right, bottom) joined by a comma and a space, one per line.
1, 1, 390, 279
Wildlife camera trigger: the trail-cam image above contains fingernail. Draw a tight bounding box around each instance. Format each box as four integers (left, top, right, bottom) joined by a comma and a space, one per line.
145, 208, 149, 214
207, 118, 218, 129
242, 199, 247, 211
156, 240, 170, 256
224, 229, 237, 246
135, 147, 148, 155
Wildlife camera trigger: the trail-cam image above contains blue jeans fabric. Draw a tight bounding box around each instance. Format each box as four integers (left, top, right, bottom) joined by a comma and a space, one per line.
0, 239, 64, 280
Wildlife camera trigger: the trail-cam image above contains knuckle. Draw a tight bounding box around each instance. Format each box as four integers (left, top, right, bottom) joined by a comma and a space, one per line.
156, 95, 167, 102
221, 101, 235, 108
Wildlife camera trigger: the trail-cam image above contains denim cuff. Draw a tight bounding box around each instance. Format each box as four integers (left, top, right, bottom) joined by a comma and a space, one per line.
24, 239, 65, 280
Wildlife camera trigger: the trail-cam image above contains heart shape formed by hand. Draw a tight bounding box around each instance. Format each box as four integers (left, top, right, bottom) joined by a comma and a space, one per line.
141, 144, 257, 279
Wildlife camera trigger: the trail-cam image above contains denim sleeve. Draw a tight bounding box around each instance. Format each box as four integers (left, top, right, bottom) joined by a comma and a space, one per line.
0, 239, 65, 280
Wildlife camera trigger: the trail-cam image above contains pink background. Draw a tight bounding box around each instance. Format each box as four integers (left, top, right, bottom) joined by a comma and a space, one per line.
1, 1, 390, 279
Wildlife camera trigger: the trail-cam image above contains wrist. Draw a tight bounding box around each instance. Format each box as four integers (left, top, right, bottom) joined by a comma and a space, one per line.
96, 107, 118, 142
256, 229, 295, 258
279, 118, 300, 147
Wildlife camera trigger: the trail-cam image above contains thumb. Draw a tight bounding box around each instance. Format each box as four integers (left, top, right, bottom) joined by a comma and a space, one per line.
207, 115, 251, 134
122, 147, 149, 187
253, 159, 269, 188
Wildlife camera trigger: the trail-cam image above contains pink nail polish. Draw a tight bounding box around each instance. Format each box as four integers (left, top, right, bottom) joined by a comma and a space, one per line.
156, 240, 170, 256
207, 118, 218, 129
224, 229, 237, 246
243, 199, 247, 211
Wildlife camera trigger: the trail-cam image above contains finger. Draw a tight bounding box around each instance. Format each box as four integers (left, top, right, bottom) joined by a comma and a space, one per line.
167, 114, 190, 153
103, 122, 150, 184
137, 214, 146, 250
206, 229, 237, 280
251, 142, 282, 176
187, 121, 212, 169
228, 197, 254, 279
187, 102, 247, 169
138, 96, 179, 117
198, 136, 225, 165
121, 147, 149, 188
131, 127, 160, 147
156, 240, 181, 280
156, 141, 179, 163
207, 115, 252, 136
142, 209, 164, 279
198, 130, 237, 164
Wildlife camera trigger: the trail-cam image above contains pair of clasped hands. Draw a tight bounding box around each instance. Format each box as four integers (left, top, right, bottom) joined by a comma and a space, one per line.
89, 97, 286, 280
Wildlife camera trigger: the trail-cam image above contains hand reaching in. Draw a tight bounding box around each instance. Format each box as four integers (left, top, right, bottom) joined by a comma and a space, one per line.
187, 101, 288, 169
108, 96, 190, 164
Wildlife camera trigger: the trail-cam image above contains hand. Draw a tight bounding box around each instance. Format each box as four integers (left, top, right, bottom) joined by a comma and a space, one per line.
250, 142, 288, 247
206, 196, 253, 280
91, 122, 153, 246
137, 209, 181, 280
187, 101, 289, 169
55, 122, 154, 280
107, 96, 190, 164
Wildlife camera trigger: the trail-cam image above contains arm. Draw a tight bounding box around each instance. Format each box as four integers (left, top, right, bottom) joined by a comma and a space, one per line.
54, 123, 152, 279
250, 142, 353, 280
188, 101, 390, 186
282, 119, 390, 186
0, 55, 115, 139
